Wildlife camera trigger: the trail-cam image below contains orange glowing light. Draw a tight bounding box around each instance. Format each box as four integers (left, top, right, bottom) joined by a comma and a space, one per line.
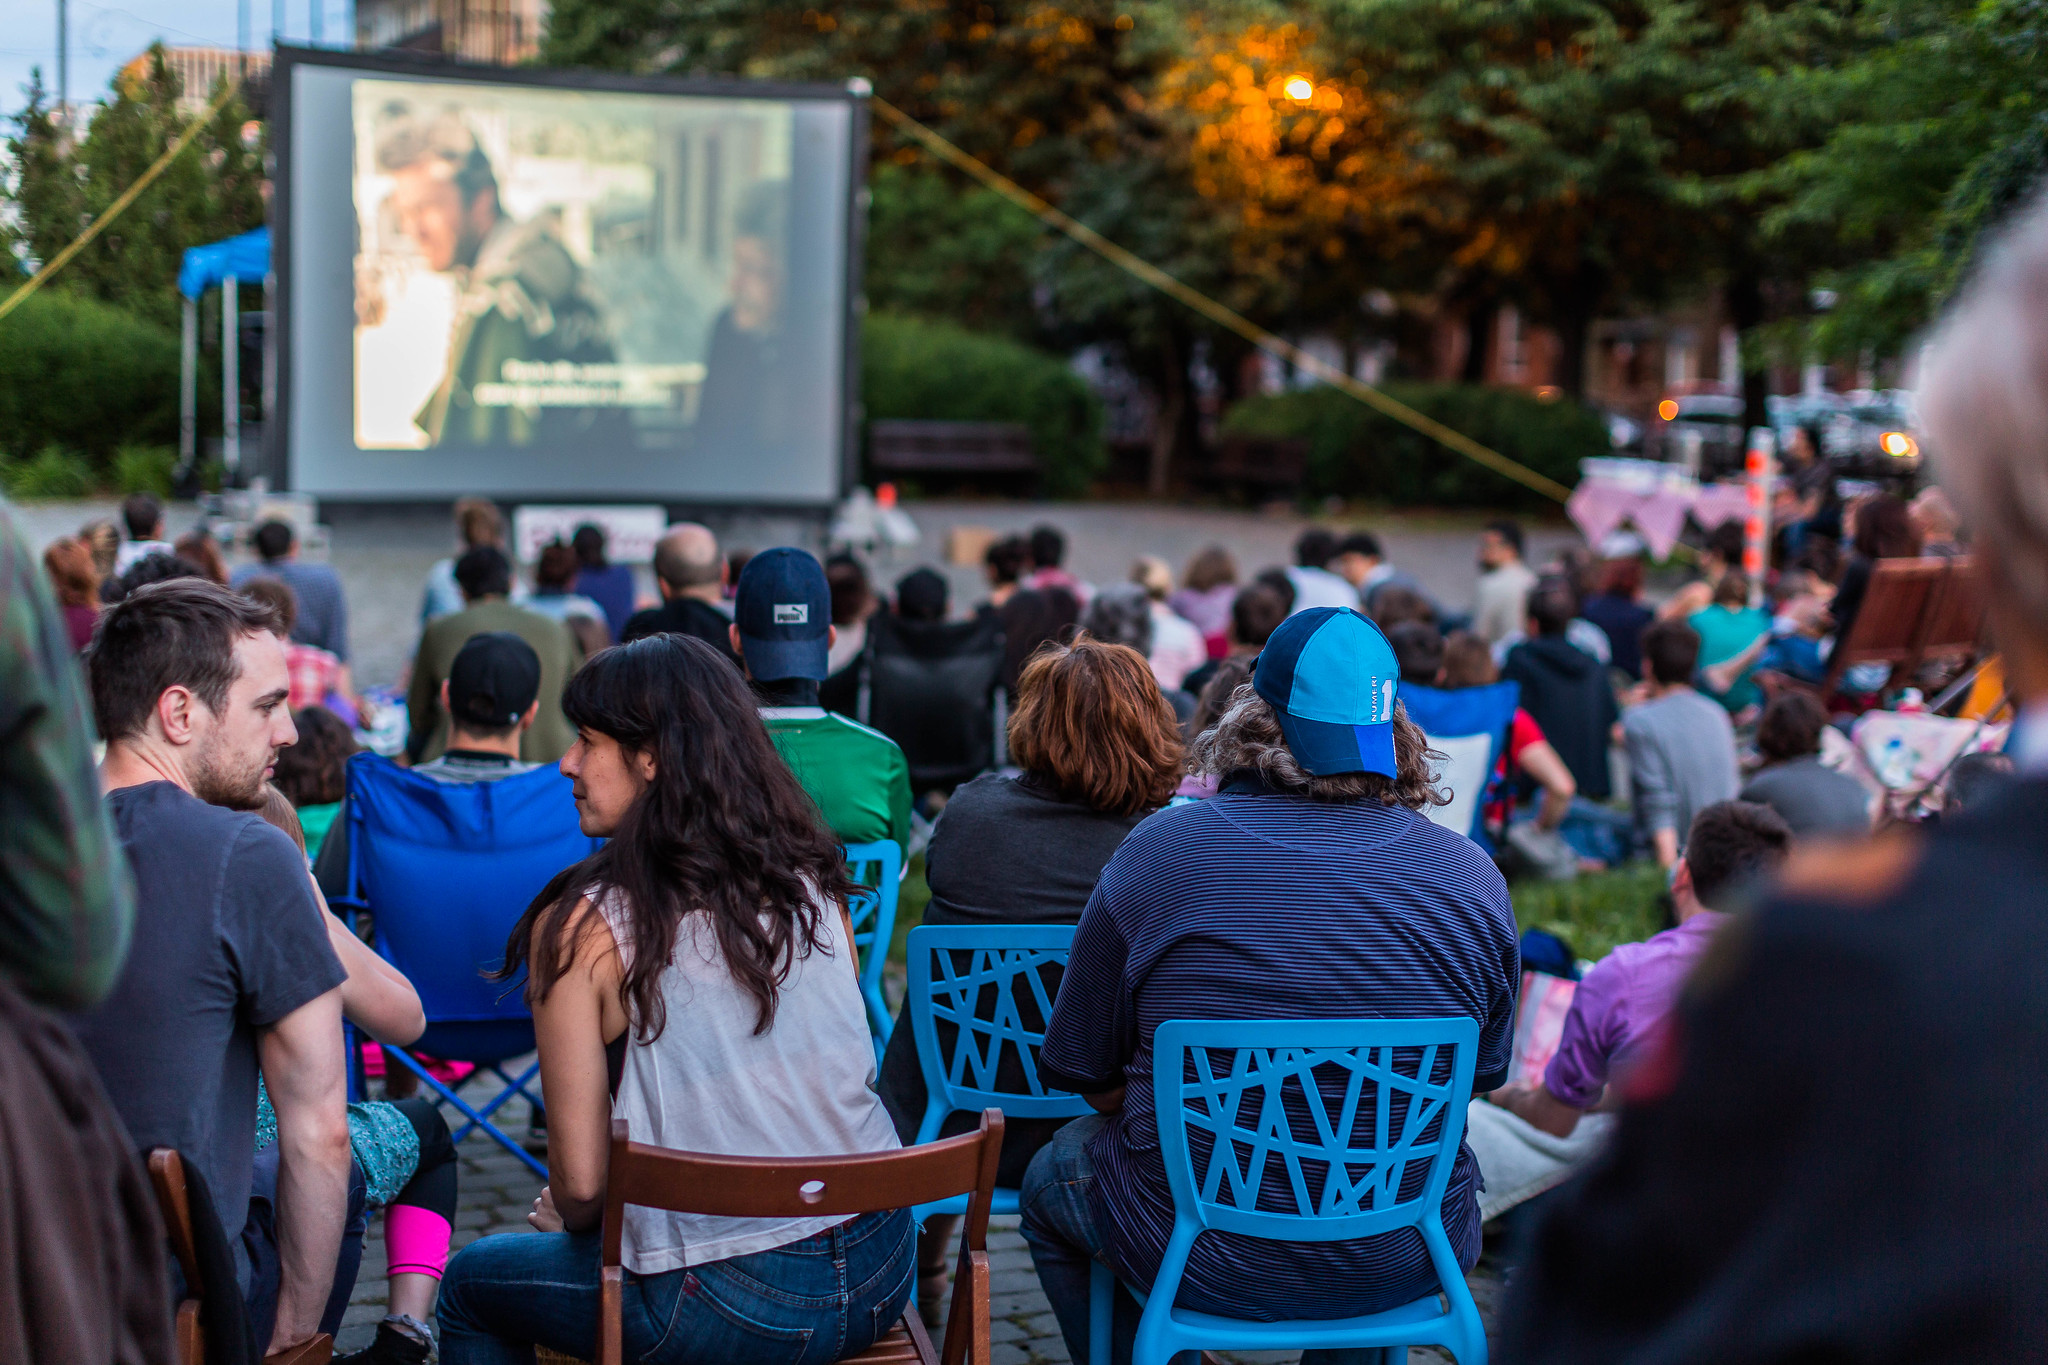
1657, 399, 1679, 422
1880, 431, 1918, 458
1284, 77, 1315, 102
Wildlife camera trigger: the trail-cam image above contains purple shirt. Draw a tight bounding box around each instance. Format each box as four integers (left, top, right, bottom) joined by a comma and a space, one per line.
1543, 911, 1726, 1109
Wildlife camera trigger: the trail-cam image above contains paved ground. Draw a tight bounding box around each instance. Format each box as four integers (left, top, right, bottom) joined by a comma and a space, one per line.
337, 1093, 1507, 1362
12, 496, 1581, 693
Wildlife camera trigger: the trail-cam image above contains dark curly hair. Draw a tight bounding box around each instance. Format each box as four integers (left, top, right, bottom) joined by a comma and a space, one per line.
271, 705, 357, 807
1189, 683, 1449, 810
498, 634, 859, 1040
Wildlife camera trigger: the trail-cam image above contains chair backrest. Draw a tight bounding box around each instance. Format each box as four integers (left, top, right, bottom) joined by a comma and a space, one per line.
599, 1113, 1004, 1365
843, 840, 902, 990
1398, 681, 1521, 842
340, 753, 600, 1057
907, 924, 1090, 1129
147, 1148, 257, 1365
1831, 558, 1949, 670
1917, 556, 1987, 656
1152, 1016, 1479, 1244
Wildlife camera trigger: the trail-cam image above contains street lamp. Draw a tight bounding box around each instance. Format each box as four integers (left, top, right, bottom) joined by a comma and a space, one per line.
1284, 76, 1314, 102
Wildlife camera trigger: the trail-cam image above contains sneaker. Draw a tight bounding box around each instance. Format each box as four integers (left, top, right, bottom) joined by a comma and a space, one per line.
332, 1319, 432, 1365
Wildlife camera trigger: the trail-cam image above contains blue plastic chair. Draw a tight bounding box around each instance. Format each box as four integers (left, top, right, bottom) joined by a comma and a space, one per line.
907, 923, 1091, 1219
1398, 681, 1522, 848
843, 841, 902, 1056
1089, 1016, 1486, 1365
332, 753, 602, 1179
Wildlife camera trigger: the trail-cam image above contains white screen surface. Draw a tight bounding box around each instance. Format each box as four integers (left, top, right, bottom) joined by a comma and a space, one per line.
285, 59, 854, 502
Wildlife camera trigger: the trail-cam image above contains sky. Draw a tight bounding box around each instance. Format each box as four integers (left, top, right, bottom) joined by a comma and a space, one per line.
1, 0, 350, 118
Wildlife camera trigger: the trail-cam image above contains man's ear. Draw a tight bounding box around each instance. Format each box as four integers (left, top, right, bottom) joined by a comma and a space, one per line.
519, 700, 540, 732
827, 624, 838, 650
155, 685, 200, 746
439, 679, 452, 710
729, 623, 743, 654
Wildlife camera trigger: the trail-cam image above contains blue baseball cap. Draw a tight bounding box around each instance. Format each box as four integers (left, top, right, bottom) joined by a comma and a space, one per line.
1251, 607, 1402, 777
734, 548, 831, 681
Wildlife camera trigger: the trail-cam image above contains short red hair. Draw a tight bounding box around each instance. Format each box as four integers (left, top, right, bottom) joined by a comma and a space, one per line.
1008, 639, 1184, 816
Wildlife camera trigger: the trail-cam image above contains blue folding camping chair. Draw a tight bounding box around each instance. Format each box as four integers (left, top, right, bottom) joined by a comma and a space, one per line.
1090, 1016, 1487, 1365
332, 752, 601, 1179
1398, 681, 1521, 848
843, 841, 902, 1057
905, 923, 1090, 1220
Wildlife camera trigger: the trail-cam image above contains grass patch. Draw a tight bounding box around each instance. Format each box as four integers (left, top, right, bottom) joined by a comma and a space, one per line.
1509, 863, 1671, 963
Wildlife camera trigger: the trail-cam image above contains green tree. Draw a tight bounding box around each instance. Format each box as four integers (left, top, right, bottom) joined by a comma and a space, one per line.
1732, 0, 2048, 358
1306, 0, 1795, 397
3, 45, 265, 330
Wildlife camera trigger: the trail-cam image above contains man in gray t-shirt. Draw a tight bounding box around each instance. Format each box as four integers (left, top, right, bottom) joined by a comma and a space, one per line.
1624, 620, 1741, 866
74, 579, 350, 1357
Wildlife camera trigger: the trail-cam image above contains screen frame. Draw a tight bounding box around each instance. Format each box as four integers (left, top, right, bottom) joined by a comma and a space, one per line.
270, 44, 869, 507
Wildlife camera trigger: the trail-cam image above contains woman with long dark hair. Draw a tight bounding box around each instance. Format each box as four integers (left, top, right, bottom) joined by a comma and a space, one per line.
436, 635, 913, 1364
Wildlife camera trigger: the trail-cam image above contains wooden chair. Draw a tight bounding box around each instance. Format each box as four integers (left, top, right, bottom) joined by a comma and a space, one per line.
147, 1149, 208, 1365
596, 1113, 1005, 1365
1822, 557, 1950, 694
146, 1148, 333, 1365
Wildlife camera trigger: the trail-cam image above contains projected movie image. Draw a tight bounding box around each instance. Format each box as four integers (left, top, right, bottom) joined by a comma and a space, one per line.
351, 79, 808, 461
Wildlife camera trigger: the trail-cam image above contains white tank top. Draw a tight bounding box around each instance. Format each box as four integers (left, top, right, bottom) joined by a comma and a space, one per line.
596, 886, 900, 1273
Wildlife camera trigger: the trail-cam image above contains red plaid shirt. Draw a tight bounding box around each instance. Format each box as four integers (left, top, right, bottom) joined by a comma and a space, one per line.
284, 642, 341, 710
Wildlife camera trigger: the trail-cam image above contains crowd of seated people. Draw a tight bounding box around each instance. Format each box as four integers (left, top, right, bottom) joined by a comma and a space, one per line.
10, 361, 2026, 1365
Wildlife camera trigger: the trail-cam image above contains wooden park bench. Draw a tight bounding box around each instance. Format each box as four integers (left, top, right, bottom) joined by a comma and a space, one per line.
868, 420, 1038, 479
1189, 432, 1310, 496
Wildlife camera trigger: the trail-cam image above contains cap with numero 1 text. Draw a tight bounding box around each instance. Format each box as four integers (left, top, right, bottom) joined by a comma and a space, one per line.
1251, 607, 1402, 777
734, 547, 831, 682
447, 631, 542, 730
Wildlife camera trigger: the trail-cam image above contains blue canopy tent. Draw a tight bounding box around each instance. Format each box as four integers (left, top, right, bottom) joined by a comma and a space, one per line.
177, 227, 270, 480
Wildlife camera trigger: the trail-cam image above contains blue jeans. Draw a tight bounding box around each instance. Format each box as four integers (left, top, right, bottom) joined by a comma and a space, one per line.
1017, 1115, 1376, 1365
1555, 796, 1638, 867
437, 1208, 915, 1364
242, 1147, 371, 1350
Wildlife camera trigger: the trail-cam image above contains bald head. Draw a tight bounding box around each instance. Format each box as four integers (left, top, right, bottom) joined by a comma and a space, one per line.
653, 523, 724, 601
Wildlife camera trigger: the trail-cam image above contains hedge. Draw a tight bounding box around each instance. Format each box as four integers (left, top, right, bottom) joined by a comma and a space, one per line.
861, 312, 1105, 497
1220, 381, 1607, 509
0, 289, 192, 464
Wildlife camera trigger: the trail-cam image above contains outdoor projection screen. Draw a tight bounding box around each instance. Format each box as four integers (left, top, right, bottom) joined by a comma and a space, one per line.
274, 48, 864, 503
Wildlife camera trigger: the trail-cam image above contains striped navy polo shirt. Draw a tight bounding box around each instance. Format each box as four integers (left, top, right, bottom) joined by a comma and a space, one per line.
1038, 773, 1520, 1321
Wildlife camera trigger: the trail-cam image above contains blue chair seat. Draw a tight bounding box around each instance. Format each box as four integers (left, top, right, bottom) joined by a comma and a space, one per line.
1089, 1017, 1487, 1365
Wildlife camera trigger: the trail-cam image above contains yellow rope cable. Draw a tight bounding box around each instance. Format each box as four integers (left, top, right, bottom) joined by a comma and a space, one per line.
869, 95, 1575, 505
0, 79, 245, 324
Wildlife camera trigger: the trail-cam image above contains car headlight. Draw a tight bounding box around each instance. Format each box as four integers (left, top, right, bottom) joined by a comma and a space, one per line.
1879, 431, 1918, 458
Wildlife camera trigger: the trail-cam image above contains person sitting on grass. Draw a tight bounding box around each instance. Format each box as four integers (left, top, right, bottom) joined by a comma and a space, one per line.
1020, 607, 1519, 1365
877, 637, 1186, 1323
1624, 619, 1741, 868
1688, 571, 1772, 717
1472, 801, 1792, 1225
436, 634, 910, 1364
1739, 692, 1874, 837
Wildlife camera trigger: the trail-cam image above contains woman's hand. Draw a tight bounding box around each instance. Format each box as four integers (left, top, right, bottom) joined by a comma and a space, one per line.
529, 1186, 566, 1233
